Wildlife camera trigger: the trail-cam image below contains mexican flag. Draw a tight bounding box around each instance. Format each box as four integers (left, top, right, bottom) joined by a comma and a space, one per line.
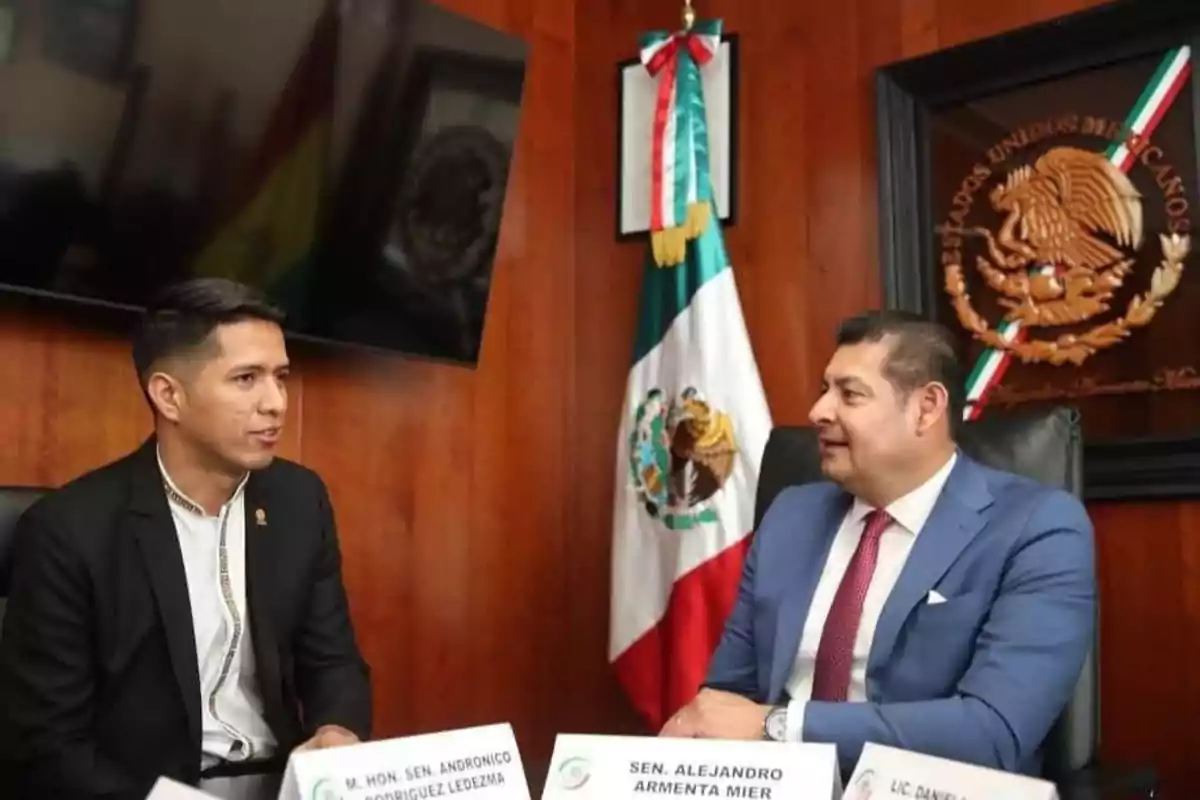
192, 0, 338, 322
609, 200, 772, 725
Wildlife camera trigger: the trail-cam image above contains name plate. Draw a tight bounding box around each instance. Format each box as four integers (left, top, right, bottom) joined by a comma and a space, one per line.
846, 743, 1058, 800
541, 734, 841, 800
278, 723, 531, 800
144, 777, 219, 799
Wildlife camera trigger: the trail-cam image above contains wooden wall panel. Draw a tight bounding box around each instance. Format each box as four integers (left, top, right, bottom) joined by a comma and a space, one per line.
1089, 501, 1200, 796
0, 310, 150, 488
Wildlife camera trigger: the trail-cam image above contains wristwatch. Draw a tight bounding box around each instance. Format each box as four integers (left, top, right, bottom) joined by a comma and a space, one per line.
763, 705, 787, 741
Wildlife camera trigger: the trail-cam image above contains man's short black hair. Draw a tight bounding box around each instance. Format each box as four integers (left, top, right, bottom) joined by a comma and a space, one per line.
835, 309, 965, 436
131, 278, 285, 388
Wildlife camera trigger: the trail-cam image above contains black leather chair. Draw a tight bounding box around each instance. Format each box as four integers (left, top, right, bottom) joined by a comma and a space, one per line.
0, 487, 47, 626
0, 486, 46, 792
753, 406, 1156, 799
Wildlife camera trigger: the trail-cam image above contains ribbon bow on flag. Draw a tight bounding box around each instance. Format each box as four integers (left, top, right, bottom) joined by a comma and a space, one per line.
639, 19, 722, 268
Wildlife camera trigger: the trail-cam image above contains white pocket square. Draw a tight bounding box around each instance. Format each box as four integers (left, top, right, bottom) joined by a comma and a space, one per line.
926, 590, 948, 605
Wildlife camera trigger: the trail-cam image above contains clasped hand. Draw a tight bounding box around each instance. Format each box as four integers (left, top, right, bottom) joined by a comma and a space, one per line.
659, 689, 771, 740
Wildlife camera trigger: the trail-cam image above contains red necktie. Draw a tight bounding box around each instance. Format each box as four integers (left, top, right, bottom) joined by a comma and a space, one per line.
811, 509, 892, 702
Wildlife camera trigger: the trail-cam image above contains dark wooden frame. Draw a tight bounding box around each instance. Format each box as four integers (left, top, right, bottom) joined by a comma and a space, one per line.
616, 33, 740, 241
875, 0, 1200, 501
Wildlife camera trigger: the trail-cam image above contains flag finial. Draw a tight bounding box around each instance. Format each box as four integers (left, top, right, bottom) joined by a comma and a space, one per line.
682, 0, 695, 30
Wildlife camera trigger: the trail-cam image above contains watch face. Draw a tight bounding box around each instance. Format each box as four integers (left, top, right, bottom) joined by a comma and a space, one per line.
766, 707, 787, 741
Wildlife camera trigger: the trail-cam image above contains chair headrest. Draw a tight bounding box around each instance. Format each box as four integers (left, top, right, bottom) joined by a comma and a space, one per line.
0, 487, 48, 596
957, 406, 1081, 494
755, 406, 1081, 527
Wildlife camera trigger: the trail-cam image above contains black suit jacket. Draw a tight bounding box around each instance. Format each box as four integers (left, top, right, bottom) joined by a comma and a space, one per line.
0, 439, 372, 800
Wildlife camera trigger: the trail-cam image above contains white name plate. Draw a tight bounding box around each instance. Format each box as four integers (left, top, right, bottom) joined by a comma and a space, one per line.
541, 734, 842, 800
845, 743, 1058, 800
278, 723, 532, 800
144, 777, 220, 799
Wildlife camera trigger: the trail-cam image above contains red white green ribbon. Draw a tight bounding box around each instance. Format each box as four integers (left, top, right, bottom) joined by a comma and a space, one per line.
640, 19, 721, 266
964, 45, 1193, 420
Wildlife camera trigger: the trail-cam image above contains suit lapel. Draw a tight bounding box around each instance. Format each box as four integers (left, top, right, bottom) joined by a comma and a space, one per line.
868, 455, 993, 684
128, 440, 202, 745
243, 471, 288, 736
768, 489, 850, 702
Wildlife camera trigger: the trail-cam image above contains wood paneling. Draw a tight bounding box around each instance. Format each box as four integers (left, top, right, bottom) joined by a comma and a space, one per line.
2, 0, 1197, 796
1088, 500, 1200, 797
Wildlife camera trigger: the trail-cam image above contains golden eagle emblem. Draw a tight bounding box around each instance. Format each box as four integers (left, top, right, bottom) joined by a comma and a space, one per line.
944, 145, 1189, 366
629, 387, 738, 531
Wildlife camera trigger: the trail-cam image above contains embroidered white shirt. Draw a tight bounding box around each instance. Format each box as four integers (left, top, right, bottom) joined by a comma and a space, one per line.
158, 452, 276, 767
784, 452, 958, 741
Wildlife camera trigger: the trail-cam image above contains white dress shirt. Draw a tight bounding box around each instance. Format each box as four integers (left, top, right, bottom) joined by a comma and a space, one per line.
158, 452, 277, 767
783, 452, 958, 741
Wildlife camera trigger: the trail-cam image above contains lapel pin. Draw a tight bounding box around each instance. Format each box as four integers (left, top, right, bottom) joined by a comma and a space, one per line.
255, 508, 267, 527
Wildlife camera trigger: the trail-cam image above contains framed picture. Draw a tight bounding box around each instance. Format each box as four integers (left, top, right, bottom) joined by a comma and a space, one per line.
616, 33, 738, 240
41, 0, 138, 83
376, 46, 525, 361
316, 20, 529, 365
875, 0, 1200, 501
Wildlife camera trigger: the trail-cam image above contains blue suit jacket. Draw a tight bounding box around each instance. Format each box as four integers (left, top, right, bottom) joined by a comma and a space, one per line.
704, 453, 1095, 776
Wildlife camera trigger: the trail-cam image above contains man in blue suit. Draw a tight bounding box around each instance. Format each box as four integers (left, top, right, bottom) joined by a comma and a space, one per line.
662, 311, 1095, 777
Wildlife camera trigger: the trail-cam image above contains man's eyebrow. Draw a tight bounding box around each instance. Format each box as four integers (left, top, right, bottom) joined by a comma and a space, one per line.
223, 361, 290, 374
830, 376, 871, 391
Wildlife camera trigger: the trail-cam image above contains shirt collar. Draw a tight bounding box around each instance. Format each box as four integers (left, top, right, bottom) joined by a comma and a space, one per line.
848, 450, 958, 536
157, 447, 248, 518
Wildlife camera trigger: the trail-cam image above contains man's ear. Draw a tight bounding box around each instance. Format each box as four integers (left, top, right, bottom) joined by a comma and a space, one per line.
146, 371, 186, 423
914, 381, 950, 436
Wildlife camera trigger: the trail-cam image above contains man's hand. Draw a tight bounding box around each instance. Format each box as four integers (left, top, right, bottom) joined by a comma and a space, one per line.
659, 689, 770, 740
294, 724, 361, 753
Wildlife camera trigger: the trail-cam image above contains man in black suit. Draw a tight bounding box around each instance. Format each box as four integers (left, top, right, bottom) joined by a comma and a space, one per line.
0, 278, 372, 799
